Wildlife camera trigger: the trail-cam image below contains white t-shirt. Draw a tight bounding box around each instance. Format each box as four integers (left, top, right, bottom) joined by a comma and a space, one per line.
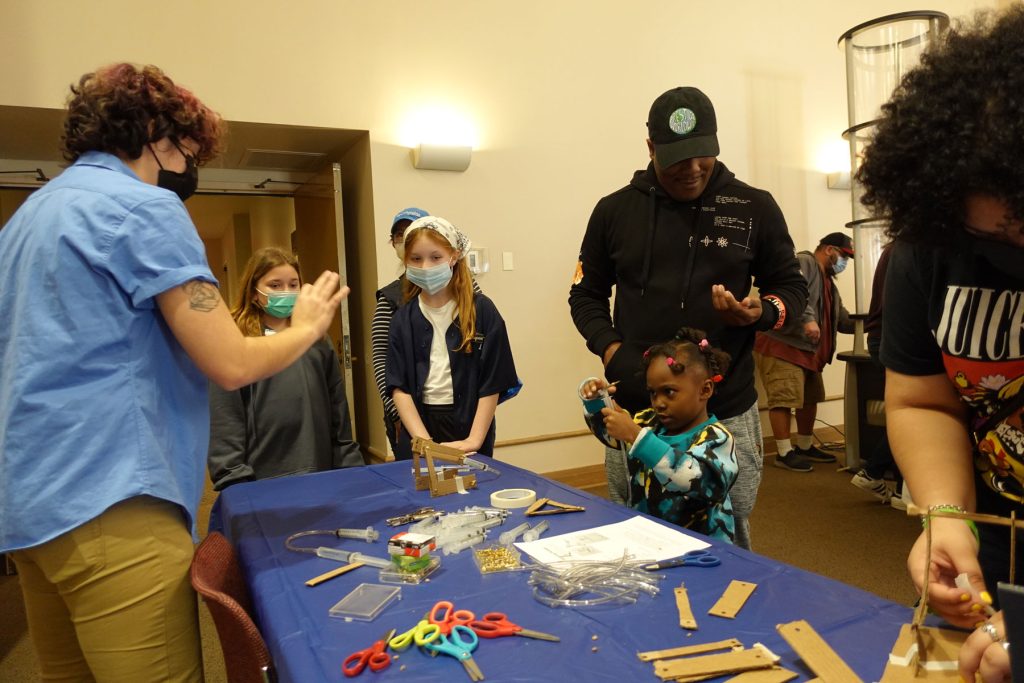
419, 298, 456, 405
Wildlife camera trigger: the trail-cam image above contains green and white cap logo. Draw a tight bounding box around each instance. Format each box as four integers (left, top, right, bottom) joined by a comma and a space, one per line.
668, 108, 697, 135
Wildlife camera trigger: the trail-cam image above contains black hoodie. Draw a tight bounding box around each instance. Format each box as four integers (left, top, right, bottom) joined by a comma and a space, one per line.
569, 161, 807, 417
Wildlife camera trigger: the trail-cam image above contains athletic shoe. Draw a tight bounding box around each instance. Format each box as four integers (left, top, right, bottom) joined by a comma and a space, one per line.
850, 469, 890, 502
890, 492, 908, 511
796, 445, 837, 463
773, 450, 814, 473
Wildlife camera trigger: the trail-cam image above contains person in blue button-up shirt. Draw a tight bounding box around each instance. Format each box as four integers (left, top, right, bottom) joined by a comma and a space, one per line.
0, 63, 347, 682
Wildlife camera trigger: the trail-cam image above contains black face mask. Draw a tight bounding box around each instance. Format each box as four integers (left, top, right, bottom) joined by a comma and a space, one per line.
150, 142, 199, 201
960, 225, 1024, 278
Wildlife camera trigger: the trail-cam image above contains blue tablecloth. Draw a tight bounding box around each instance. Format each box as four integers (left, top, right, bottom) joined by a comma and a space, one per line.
218, 461, 909, 682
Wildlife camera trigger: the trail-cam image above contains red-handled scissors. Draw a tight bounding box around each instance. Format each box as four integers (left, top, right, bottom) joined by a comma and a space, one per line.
342, 628, 395, 677
469, 612, 560, 641
429, 600, 475, 635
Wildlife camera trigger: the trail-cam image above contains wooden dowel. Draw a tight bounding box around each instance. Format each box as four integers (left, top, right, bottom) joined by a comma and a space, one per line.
906, 504, 1024, 530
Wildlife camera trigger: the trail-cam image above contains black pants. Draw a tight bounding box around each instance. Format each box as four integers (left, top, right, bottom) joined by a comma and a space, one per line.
420, 404, 495, 457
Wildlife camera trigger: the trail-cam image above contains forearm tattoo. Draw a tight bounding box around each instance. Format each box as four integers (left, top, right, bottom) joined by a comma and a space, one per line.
183, 281, 220, 312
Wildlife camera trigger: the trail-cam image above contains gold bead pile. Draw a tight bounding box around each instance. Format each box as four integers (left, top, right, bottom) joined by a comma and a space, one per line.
474, 545, 522, 573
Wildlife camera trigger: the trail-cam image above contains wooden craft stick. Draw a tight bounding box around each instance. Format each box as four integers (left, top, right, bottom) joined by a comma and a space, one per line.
775, 620, 862, 683
708, 580, 757, 619
638, 638, 743, 662
654, 649, 772, 680
674, 583, 698, 630
305, 562, 365, 587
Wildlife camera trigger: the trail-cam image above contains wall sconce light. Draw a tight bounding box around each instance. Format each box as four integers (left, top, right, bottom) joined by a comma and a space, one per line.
411, 144, 472, 172
826, 170, 851, 190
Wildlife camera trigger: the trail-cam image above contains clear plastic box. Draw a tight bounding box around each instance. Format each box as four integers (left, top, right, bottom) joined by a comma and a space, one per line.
378, 556, 441, 585
328, 583, 402, 622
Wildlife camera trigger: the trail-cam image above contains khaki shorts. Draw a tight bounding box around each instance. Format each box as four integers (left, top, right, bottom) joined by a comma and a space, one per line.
755, 351, 825, 410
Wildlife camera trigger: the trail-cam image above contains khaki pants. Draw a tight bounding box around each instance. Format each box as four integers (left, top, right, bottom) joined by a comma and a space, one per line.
11, 496, 203, 682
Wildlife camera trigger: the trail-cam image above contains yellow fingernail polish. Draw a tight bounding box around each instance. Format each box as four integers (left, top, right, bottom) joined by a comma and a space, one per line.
960, 593, 971, 602
971, 603, 982, 612
980, 590, 993, 605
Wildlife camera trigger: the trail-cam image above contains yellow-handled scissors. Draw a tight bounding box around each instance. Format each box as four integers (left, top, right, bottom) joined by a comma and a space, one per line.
388, 617, 441, 652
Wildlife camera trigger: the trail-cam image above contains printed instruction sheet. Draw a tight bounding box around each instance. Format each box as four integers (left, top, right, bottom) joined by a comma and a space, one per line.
515, 515, 710, 564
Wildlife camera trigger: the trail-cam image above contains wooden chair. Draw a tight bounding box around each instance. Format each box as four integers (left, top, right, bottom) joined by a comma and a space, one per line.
190, 532, 275, 683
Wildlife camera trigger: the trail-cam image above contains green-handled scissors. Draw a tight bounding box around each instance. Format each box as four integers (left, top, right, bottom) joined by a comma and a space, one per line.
388, 617, 441, 651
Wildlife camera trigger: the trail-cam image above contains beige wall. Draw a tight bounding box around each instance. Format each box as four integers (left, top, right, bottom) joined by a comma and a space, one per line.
0, 0, 996, 472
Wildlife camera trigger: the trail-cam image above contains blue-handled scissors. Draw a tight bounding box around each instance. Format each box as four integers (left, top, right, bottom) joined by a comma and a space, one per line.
425, 624, 484, 681
643, 549, 721, 571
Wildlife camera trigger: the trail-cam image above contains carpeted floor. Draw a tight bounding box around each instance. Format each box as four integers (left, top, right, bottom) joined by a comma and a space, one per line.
0, 438, 920, 682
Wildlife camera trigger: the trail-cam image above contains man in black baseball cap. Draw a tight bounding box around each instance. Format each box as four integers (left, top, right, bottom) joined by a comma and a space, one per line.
644, 87, 720, 202
569, 86, 807, 549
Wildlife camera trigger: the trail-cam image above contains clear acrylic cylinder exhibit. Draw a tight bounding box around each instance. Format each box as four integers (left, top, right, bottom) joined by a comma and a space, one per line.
839, 11, 948, 317
835, 11, 947, 471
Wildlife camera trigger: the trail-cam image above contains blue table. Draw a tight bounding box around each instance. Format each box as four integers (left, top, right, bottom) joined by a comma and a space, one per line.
218, 461, 909, 682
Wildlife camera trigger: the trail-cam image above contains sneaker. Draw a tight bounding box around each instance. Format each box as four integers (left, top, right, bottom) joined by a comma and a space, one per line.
851, 469, 890, 502
890, 491, 908, 511
796, 445, 837, 463
773, 450, 814, 472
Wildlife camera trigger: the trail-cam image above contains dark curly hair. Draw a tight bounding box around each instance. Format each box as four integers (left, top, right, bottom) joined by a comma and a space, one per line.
857, 7, 1024, 245
62, 63, 225, 164
642, 327, 731, 383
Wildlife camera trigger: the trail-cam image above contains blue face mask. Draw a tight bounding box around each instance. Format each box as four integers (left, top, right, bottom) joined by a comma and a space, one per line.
256, 289, 298, 318
832, 255, 848, 275
406, 262, 454, 294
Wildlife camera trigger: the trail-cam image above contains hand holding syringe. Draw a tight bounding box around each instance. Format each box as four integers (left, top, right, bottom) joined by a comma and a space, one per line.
955, 572, 996, 617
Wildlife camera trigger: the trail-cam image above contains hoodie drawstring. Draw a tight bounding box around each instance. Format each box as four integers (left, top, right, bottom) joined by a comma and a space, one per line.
640, 188, 702, 312
640, 187, 658, 297
678, 198, 702, 311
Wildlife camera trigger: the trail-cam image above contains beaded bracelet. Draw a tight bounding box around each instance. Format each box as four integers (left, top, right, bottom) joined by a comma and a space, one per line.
922, 504, 980, 543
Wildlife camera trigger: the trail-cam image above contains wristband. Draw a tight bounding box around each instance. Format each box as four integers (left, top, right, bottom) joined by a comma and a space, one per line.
762, 295, 786, 330
921, 504, 980, 543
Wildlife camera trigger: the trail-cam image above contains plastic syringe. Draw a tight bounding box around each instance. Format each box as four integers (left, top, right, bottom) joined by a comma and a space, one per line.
522, 520, 550, 542
498, 522, 531, 546
334, 526, 379, 542
316, 547, 392, 569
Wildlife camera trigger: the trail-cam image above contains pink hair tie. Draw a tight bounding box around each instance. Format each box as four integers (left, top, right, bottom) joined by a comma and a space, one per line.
699, 339, 709, 350
665, 357, 676, 366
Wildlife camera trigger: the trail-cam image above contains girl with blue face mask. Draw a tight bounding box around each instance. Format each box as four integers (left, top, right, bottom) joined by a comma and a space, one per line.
207, 247, 363, 491
385, 217, 520, 456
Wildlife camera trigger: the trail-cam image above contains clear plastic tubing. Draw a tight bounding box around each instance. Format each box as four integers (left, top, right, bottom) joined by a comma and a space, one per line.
522, 520, 550, 542
335, 526, 379, 542
316, 547, 392, 569
498, 522, 531, 546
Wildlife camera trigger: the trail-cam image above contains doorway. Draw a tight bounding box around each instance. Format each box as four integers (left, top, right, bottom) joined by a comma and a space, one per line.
0, 106, 380, 451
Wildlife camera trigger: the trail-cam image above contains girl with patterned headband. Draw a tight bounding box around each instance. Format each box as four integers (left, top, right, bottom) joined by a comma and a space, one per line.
386, 216, 520, 456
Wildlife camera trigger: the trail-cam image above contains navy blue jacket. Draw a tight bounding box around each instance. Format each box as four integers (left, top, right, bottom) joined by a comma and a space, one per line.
386, 293, 518, 455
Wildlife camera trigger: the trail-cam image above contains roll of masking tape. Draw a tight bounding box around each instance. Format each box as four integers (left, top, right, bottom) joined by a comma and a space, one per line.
490, 488, 537, 509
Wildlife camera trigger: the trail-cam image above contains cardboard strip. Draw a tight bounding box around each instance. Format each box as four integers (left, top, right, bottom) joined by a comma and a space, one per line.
654, 649, 772, 680
708, 580, 757, 619
775, 620, 862, 683
675, 583, 698, 630
638, 638, 743, 662
725, 667, 798, 682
